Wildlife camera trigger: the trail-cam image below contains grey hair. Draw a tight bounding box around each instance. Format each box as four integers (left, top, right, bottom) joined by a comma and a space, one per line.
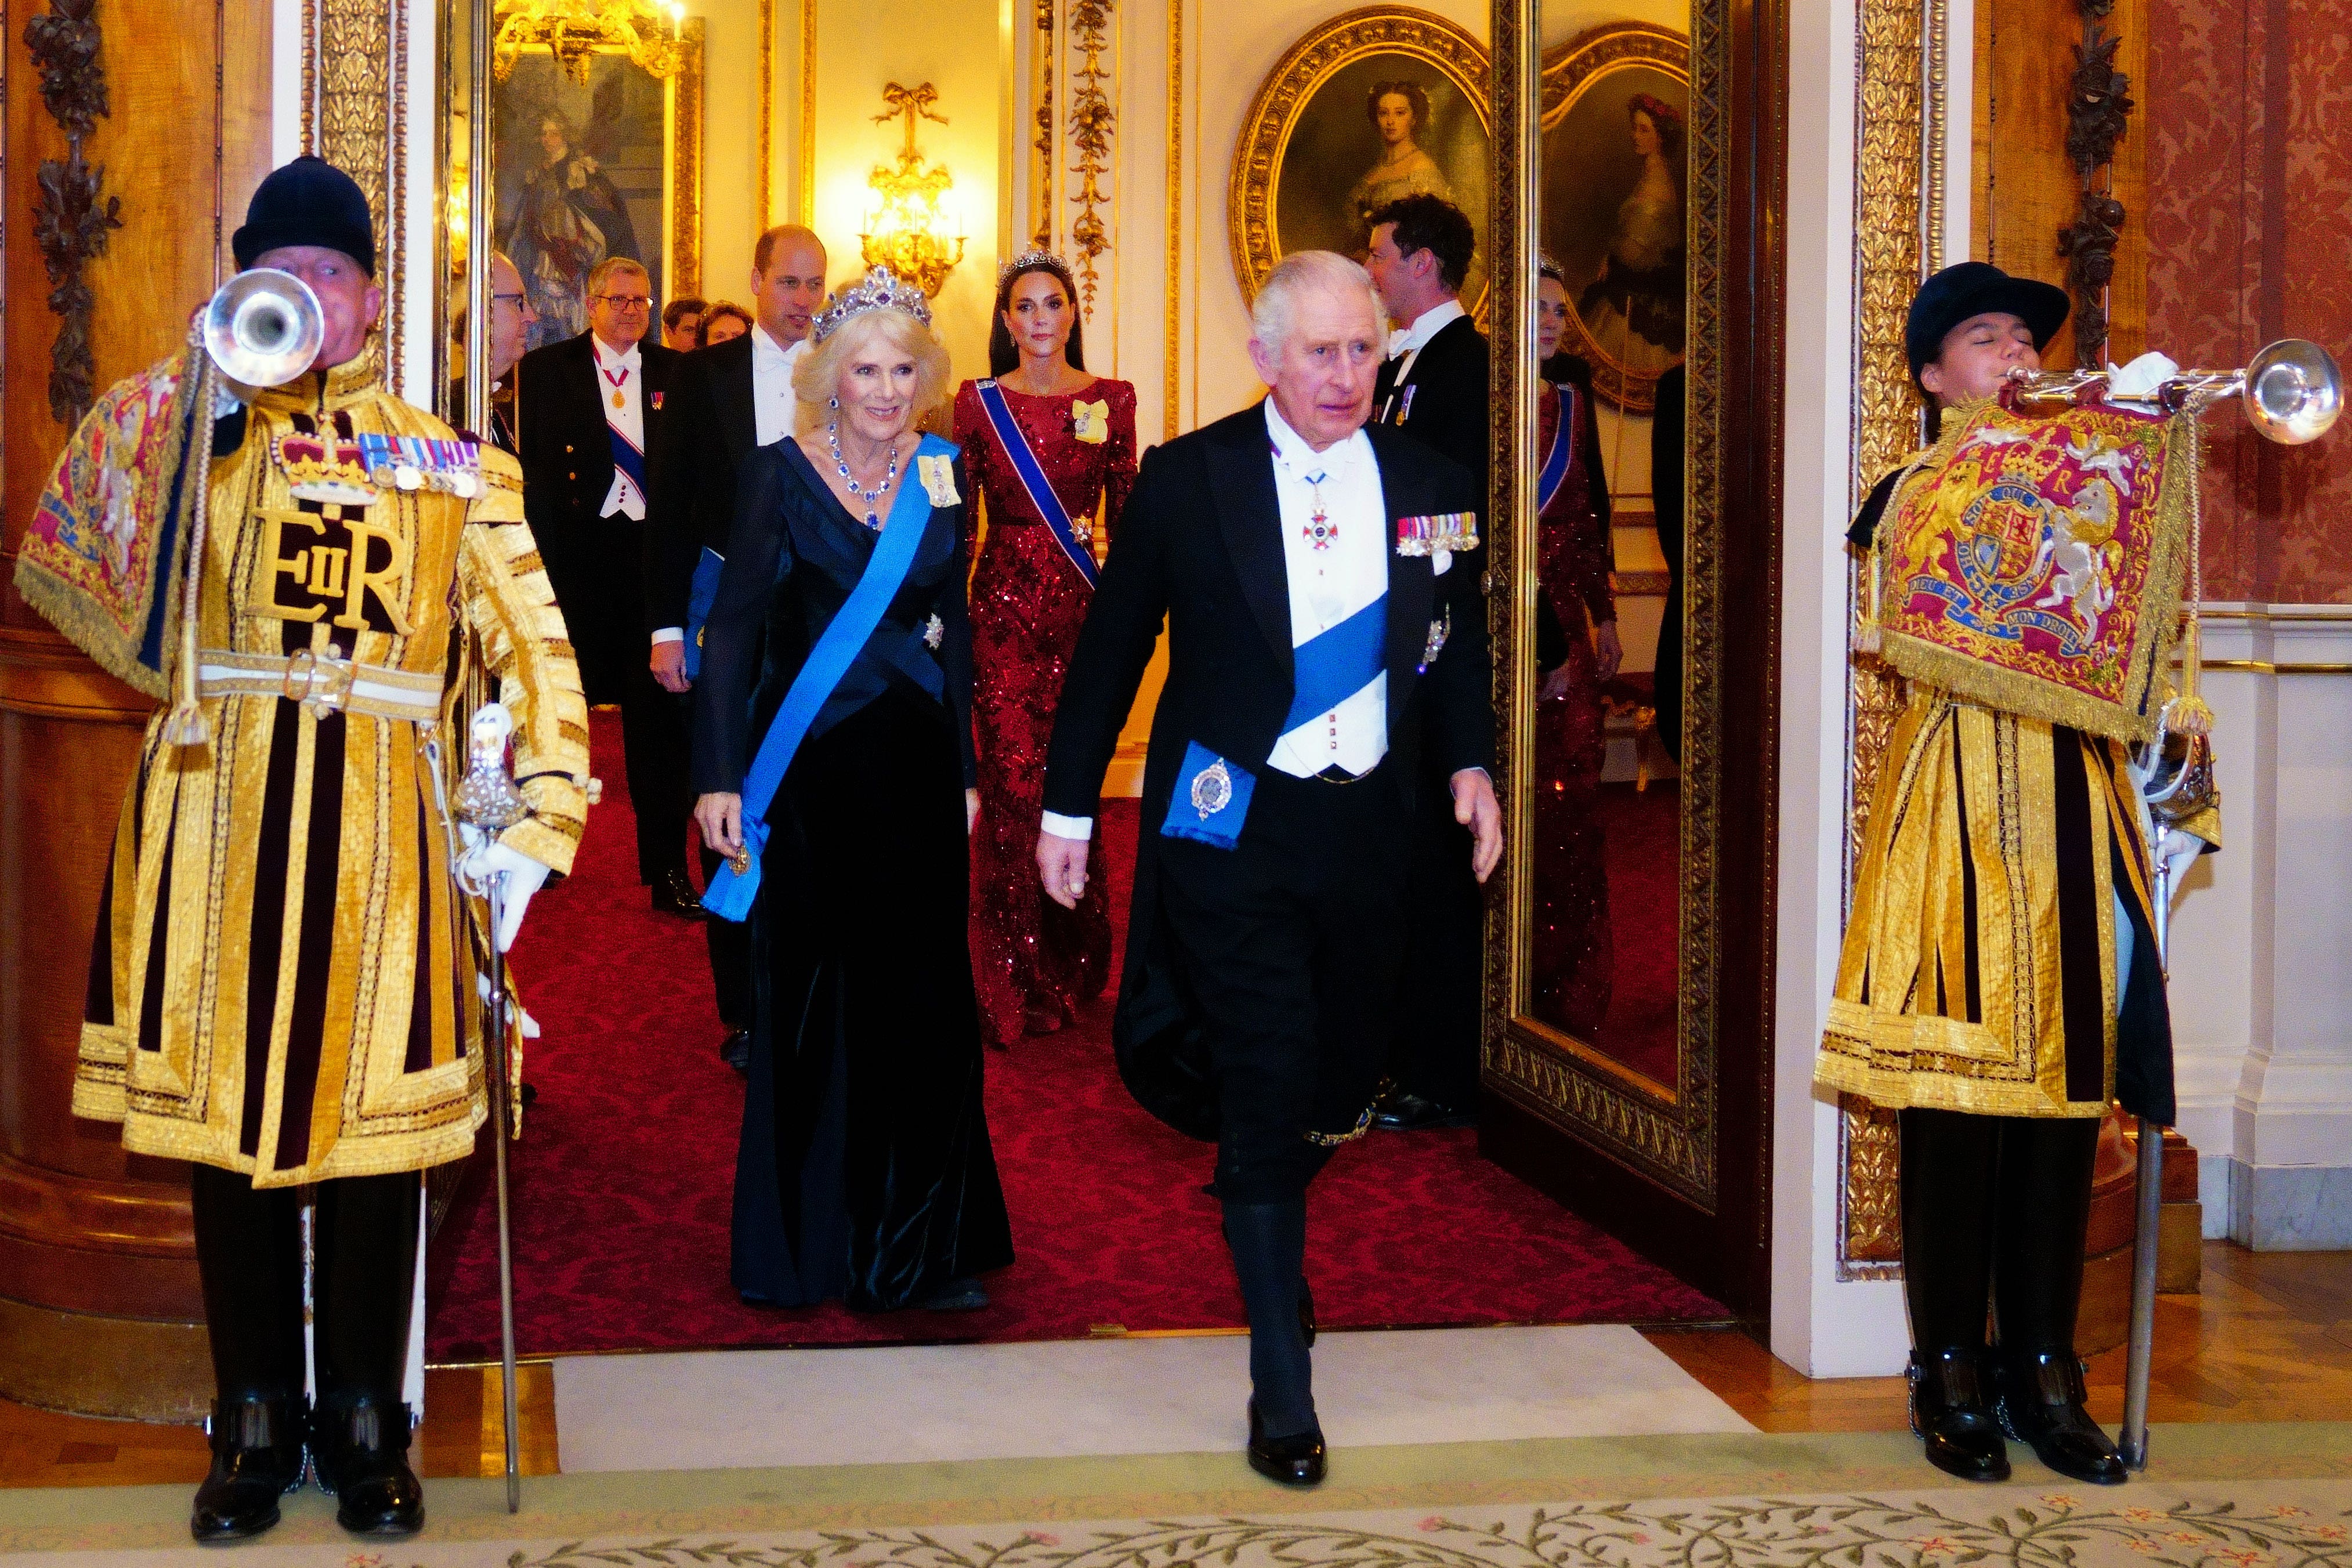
1250, 251, 1383, 355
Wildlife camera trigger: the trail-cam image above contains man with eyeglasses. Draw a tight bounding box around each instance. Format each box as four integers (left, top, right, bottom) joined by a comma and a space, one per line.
450, 251, 536, 453
516, 254, 698, 915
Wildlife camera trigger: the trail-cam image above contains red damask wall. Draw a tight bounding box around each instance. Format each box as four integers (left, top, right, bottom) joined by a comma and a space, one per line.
2144, 0, 2352, 603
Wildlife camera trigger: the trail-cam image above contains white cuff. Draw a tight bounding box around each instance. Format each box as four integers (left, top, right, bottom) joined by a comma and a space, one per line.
651, 627, 685, 645
1040, 810, 1094, 841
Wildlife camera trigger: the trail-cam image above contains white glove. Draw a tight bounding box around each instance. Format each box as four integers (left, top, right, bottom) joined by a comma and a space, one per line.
457, 830, 552, 953
2108, 351, 2180, 400
2154, 827, 2204, 906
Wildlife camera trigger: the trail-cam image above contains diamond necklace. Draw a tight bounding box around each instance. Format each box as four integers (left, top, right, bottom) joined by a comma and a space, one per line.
828, 423, 900, 529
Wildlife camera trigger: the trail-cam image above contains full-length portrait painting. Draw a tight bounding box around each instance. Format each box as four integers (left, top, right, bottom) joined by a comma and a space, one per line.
1541, 23, 1689, 413
1231, 9, 1493, 312
493, 38, 703, 352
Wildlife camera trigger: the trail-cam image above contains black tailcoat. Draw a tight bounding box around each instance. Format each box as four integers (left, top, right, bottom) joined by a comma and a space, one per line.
1041, 403, 1492, 1140
643, 332, 761, 638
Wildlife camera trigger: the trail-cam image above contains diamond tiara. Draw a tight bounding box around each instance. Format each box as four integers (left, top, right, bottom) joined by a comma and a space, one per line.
996, 250, 1073, 289
812, 266, 933, 342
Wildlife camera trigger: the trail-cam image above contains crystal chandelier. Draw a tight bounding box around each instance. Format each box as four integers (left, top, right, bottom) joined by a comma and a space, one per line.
860, 83, 966, 298
492, 0, 692, 86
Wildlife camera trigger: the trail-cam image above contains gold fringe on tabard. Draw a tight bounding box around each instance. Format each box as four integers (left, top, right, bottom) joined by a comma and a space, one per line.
1864, 407, 2197, 747
10, 337, 212, 728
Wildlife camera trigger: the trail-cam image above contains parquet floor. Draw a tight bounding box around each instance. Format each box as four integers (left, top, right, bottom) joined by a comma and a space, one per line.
3, 1242, 2344, 1488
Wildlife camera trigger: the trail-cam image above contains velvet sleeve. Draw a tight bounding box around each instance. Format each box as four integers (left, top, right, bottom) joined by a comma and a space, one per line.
939, 457, 979, 790
692, 448, 794, 796
1042, 440, 1174, 819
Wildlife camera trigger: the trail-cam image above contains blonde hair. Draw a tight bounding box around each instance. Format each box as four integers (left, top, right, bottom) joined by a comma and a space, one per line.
793, 307, 952, 439
585, 254, 649, 298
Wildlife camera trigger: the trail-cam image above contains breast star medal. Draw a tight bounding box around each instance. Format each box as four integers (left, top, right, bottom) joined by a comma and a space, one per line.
1190, 758, 1233, 821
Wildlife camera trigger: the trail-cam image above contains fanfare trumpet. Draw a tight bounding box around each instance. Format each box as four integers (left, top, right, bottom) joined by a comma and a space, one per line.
2006, 338, 2343, 445
201, 267, 325, 392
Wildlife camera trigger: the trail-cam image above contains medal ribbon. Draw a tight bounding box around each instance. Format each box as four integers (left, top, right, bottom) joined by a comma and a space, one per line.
973, 379, 1098, 588
701, 434, 953, 923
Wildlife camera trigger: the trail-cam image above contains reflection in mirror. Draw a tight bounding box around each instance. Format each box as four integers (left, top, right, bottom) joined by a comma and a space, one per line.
1521, 8, 1690, 1092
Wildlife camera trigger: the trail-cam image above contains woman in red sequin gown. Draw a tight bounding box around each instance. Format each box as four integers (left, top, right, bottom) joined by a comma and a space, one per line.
1530, 263, 1623, 1037
953, 256, 1138, 1046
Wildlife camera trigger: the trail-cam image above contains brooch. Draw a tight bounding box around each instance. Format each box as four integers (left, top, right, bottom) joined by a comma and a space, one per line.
1190, 757, 1233, 820
924, 613, 945, 650
1072, 397, 1110, 444
917, 452, 961, 506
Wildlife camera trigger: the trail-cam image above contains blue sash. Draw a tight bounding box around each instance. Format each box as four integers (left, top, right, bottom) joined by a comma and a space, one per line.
701, 434, 955, 922
1281, 593, 1388, 734
1537, 385, 1575, 512
682, 546, 724, 682
973, 379, 1098, 588
607, 424, 648, 491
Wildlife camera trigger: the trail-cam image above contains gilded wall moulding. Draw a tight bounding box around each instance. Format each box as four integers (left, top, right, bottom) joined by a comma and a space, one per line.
1226, 7, 1491, 310
24, 0, 124, 428
310, 0, 403, 385
1837, 0, 1949, 1280
1065, 0, 1116, 314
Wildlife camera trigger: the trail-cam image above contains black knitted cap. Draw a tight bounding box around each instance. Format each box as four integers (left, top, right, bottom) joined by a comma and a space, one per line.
231, 156, 376, 277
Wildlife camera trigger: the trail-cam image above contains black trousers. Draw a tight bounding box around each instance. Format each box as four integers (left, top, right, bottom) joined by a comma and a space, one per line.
1389, 762, 1485, 1109
1898, 1107, 2101, 1357
190, 1164, 420, 1411
1156, 763, 1411, 1203
616, 660, 692, 885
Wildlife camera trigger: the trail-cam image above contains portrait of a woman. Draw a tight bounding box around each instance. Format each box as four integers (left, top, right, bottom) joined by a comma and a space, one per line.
1348, 79, 1456, 241
1576, 92, 1686, 370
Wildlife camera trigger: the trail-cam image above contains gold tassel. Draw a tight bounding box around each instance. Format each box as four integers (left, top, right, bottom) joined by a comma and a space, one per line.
159, 347, 216, 748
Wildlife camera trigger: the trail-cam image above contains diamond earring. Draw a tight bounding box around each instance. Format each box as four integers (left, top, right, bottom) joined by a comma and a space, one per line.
828, 396, 840, 410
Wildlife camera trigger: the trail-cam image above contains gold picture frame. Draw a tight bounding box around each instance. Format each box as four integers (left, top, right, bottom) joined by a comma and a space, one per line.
1228, 7, 1493, 313
1539, 23, 1689, 415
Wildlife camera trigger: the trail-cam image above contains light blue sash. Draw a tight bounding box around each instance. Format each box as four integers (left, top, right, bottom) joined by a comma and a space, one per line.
973, 379, 1099, 588
1280, 593, 1388, 734
1537, 384, 1575, 512
701, 434, 956, 922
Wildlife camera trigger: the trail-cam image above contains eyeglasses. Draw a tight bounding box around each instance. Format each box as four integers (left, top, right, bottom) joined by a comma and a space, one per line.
594, 294, 653, 310
491, 291, 529, 308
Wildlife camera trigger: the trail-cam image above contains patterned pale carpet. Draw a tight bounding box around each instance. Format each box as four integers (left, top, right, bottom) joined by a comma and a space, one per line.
5, 1429, 2347, 1566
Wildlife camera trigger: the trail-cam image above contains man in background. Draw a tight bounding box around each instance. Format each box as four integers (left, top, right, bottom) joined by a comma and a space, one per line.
645, 224, 828, 1069
663, 296, 707, 350
1363, 193, 1490, 1132
516, 255, 694, 914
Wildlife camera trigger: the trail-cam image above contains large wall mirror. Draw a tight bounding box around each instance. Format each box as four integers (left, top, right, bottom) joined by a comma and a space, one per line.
1481, 0, 1781, 1314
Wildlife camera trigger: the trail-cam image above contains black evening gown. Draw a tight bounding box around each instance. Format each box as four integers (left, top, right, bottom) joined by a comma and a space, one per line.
693, 436, 1014, 1311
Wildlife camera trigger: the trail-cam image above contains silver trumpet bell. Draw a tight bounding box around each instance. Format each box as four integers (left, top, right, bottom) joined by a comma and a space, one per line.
2009, 338, 2343, 446
202, 267, 325, 389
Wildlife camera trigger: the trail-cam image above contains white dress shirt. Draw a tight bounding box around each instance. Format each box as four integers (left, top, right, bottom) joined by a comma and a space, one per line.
751, 325, 807, 447
652, 328, 807, 646
1383, 296, 1466, 393
1040, 400, 1390, 842
594, 334, 647, 522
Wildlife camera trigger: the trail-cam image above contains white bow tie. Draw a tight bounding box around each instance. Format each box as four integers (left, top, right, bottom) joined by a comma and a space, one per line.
1387, 329, 1412, 358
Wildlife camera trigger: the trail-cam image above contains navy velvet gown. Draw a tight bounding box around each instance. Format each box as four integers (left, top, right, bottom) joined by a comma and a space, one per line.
692, 436, 1014, 1310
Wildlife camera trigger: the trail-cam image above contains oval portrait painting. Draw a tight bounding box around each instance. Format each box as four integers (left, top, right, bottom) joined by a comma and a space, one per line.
1232, 10, 1492, 313
1541, 23, 1689, 412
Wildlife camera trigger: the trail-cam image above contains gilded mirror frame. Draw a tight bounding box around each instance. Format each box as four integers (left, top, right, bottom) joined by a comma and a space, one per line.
1482, 0, 1739, 1213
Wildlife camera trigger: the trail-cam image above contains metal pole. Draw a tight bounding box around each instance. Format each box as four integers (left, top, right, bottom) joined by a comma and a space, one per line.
483, 875, 522, 1512
2118, 843, 2172, 1471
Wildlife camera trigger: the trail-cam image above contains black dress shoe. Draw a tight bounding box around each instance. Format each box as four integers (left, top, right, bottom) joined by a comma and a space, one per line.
1246, 1399, 1327, 1486
719, 1029, 751, 1073
1995, 1349, 2128, 1485
1906, 1348, 2010, 1483
311, 1397, 425, 1536
190, 1397, 308, 1542
914, 1276, 990, 1311
1370, 1087, 1473, 1132
653, 868, 708, 919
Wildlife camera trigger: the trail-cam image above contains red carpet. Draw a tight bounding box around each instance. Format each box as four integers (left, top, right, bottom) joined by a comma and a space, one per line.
1588, 781, 1681, 1087
425, 716, 1724, 1362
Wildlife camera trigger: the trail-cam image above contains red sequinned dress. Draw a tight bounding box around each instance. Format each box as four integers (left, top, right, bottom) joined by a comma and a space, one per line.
1530, 381, 1617, 1038
952, 376, 1139, 1045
